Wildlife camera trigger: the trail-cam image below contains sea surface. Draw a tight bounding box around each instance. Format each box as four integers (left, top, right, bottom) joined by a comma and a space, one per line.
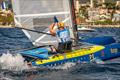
0, 27, 120, 80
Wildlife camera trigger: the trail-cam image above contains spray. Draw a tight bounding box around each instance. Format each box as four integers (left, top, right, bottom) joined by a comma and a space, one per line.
0, 51, 29, 71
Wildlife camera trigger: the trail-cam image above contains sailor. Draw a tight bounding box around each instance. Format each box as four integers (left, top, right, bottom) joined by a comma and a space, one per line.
49, 22, 72, 53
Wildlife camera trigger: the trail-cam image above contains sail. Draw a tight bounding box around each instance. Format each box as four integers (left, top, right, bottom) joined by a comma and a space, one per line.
11, 0, 74, 46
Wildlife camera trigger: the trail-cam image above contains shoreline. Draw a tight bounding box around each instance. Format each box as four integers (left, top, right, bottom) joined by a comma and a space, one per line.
78, 25, 120, 28
0, 25, 120, 28
0, 25, 13, 28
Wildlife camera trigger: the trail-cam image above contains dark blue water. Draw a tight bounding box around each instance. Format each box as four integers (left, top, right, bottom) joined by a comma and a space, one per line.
0, 28, 33, 53
0, 27, 120, 80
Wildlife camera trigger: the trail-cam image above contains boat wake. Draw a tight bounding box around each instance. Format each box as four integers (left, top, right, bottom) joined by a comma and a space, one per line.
51, 62, 76, 70
0, 52, 29, 71
0, 51, 77, 72
0, 73, 13, 80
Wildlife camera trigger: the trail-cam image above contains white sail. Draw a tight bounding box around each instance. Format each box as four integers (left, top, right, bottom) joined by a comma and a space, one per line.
11, 0, 74, 46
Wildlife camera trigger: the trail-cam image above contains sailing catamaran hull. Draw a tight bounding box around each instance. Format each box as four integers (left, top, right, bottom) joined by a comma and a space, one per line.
94, 43, 120, 61
24, 45, 105, 66
81, 36, 116, 46
31, 54, 91, 66
20, 43, 120, 67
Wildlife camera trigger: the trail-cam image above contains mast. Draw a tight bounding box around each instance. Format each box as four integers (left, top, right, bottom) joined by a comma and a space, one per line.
69, 0, 79, 45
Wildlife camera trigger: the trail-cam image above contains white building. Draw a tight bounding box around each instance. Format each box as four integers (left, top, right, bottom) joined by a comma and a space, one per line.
116, 1, 120, 6
75, 0, 80, 13
90, 0, 94, 8
112, 13, 120, 22
88, 8, 99, 21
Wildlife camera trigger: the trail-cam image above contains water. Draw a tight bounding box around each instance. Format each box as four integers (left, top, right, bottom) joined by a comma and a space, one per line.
0, 27, 120, 80
0, 52, 29, 71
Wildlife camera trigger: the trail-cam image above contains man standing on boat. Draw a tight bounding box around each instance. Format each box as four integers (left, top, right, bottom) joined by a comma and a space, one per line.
49, 17, 72, 53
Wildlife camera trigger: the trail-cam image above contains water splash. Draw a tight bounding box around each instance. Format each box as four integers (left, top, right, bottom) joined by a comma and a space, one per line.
0, 52, 29, 71
52, 62, 76, 70
0, 75, 13, 80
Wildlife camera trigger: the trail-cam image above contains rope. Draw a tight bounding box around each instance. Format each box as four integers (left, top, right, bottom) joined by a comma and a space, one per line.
12, 26, 52, 35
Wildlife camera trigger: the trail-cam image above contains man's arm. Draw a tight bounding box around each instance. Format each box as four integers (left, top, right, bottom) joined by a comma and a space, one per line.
49, 23, 56, 36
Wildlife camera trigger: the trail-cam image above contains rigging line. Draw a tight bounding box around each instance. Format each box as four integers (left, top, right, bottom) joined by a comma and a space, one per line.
8, 45, 52, 52
6, 40, 57, 52
14, 26, 52, 35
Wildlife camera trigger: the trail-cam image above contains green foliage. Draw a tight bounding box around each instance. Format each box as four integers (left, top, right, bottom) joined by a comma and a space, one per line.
94, 20, 113, 25
103, 2, 116, 9
116, 6, 120, 10
0, 10, 14, 25
79, 6, 88, 19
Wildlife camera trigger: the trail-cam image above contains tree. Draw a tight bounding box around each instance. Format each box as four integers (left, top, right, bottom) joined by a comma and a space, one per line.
79, 6, 88, 19
104, 2, 116, 9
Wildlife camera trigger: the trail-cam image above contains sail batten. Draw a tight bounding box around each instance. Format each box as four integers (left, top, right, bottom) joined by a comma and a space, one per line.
15, 12, 70, 18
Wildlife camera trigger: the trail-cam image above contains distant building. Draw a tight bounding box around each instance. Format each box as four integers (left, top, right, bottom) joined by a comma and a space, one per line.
75, 0, 80, 13
98, 0, 105, 3
99, 8, 108, 15
97, 0, 102, 3
116, 1, 120, 6
112, 13, 120, 22
79, 0, 90, 6
79, 0, 89, 4
90, 0, 94, 8
88, 8, 99, 21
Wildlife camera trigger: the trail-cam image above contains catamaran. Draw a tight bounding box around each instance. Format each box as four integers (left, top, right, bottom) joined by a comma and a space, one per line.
11, 0, 120, 67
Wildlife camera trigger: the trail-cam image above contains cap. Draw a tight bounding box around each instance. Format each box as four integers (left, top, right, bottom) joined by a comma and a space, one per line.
58, 22, 64, 28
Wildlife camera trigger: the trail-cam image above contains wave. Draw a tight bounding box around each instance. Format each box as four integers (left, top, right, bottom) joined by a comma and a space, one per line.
51, 62, 76, 70
0, 52, 29, 71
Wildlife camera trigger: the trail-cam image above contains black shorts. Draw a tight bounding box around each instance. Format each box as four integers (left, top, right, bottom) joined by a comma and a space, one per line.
58, 41, 72, 53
